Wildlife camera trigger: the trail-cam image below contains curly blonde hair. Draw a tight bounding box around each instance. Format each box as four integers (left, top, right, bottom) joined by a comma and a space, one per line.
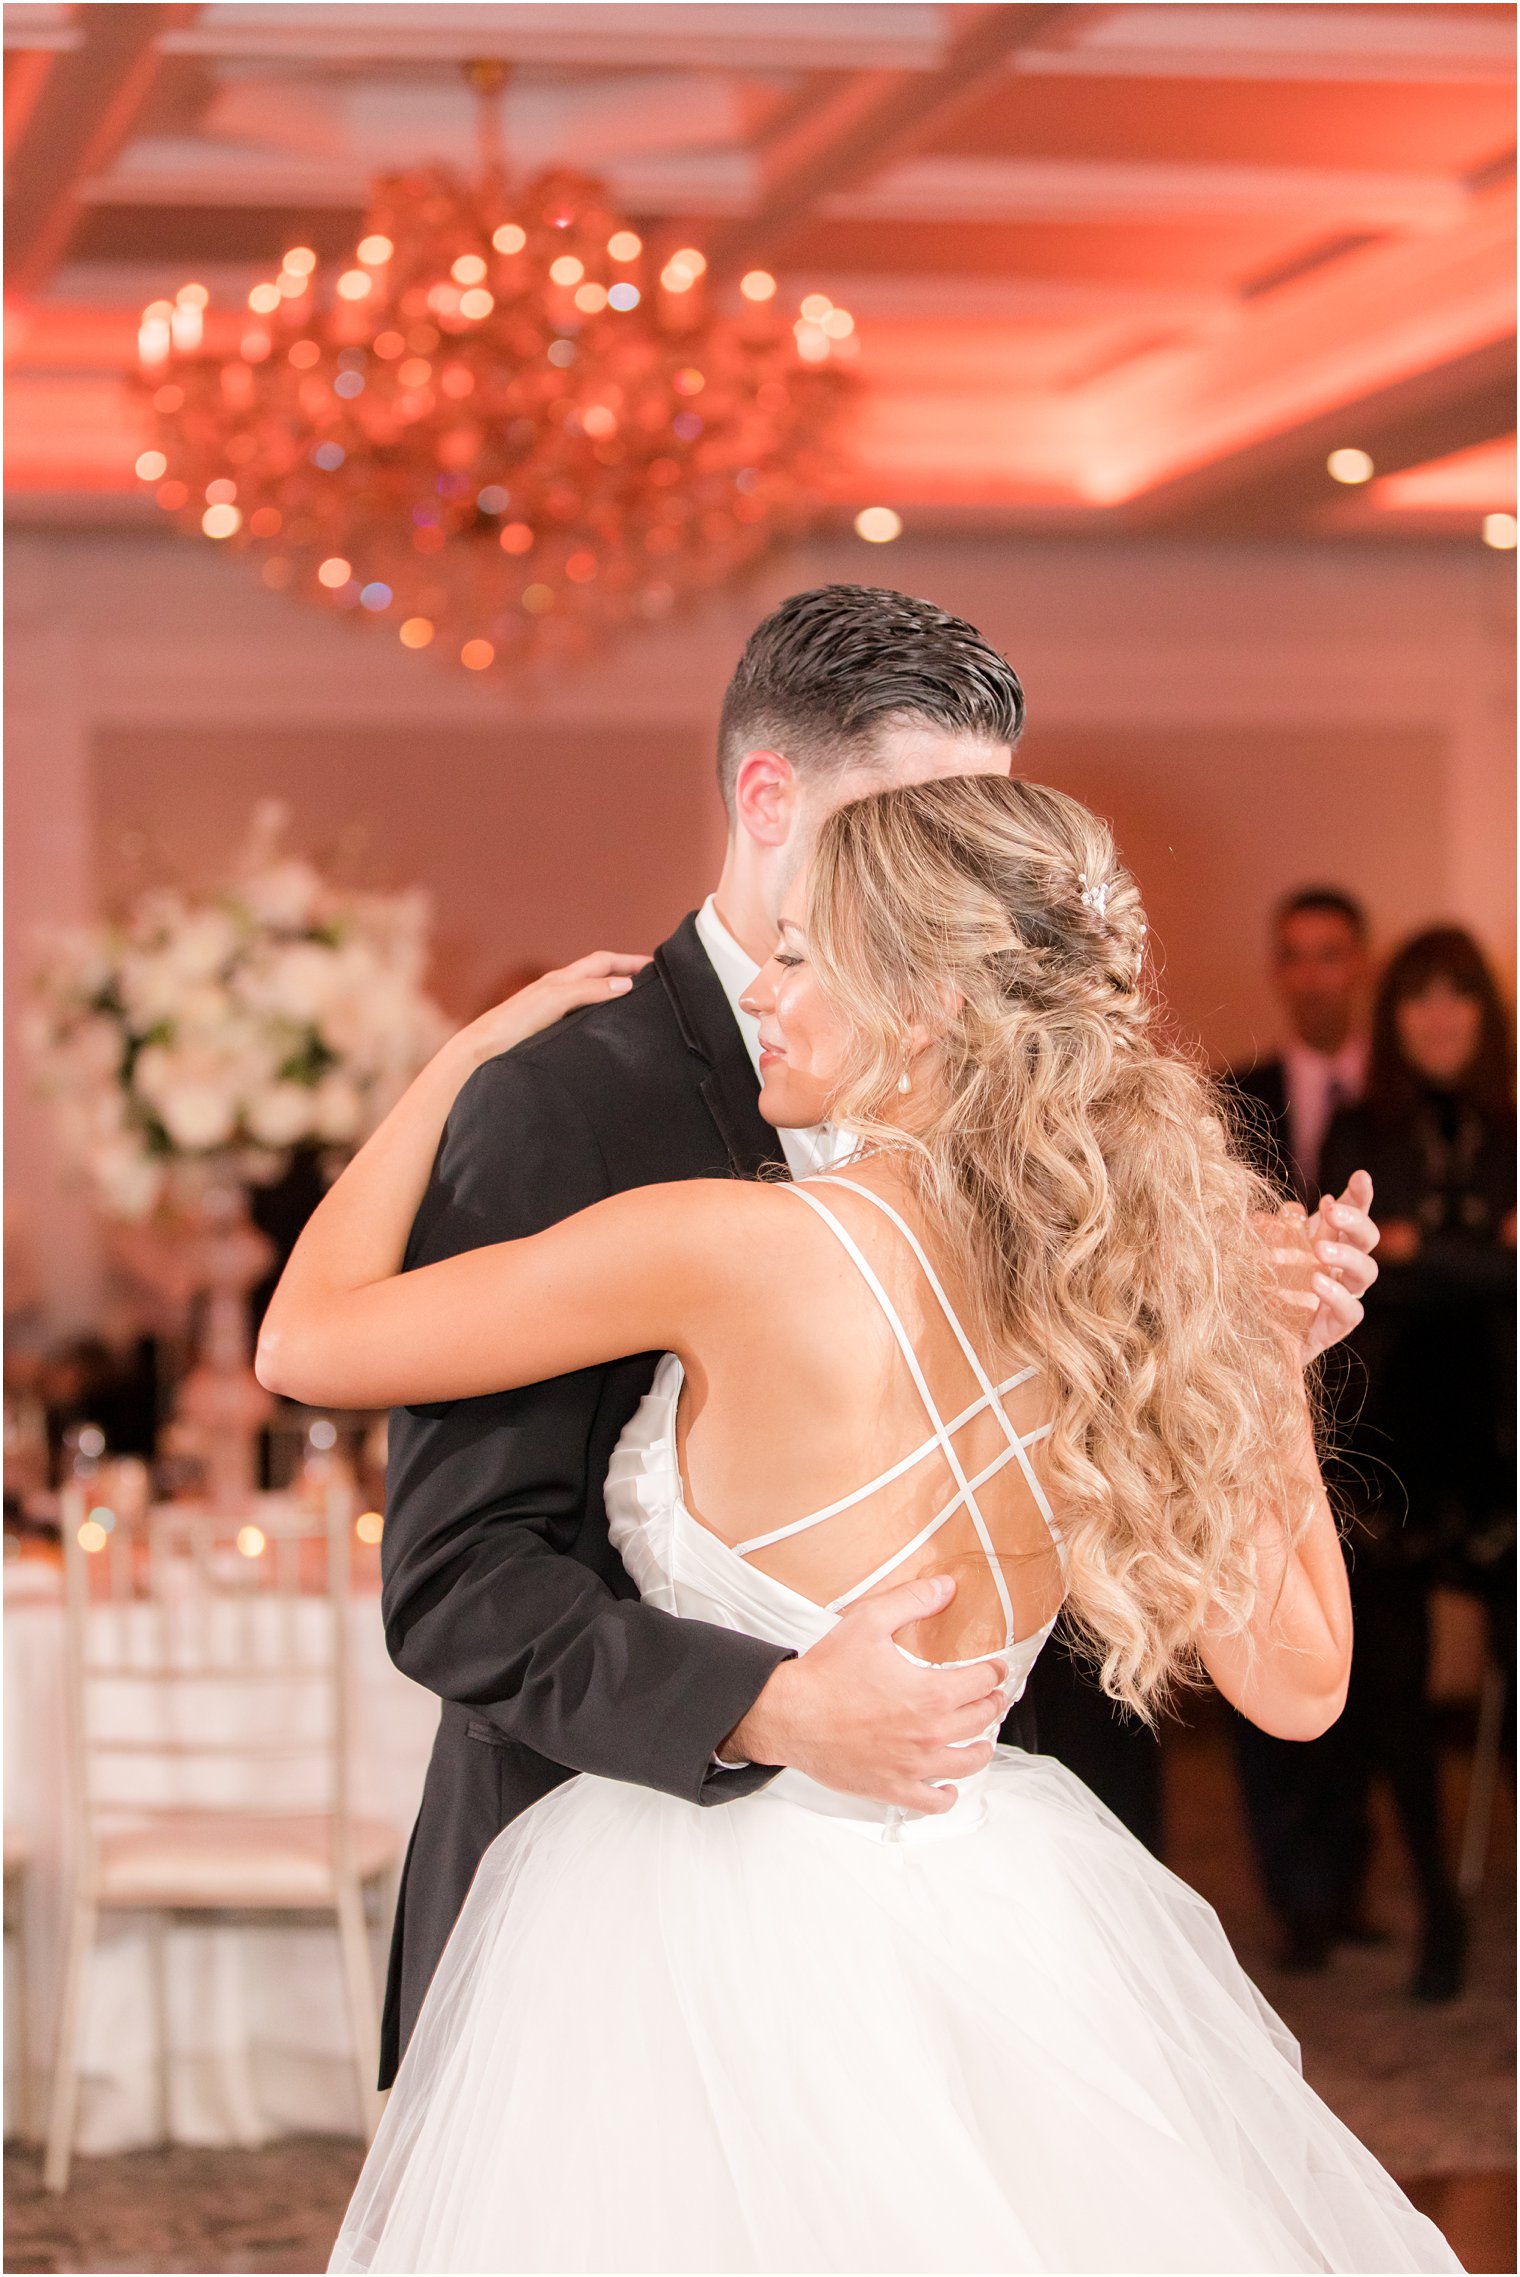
808, 774, 1313, 1716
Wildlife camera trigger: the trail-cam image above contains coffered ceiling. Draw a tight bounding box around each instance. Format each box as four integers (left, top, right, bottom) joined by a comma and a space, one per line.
5, 2, 1515, 536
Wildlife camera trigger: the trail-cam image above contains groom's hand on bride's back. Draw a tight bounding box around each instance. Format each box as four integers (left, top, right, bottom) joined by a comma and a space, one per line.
723, 1575, 1005, 1815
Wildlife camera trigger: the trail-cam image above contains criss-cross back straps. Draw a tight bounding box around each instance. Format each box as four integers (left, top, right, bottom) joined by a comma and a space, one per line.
730, 1179, 1060, 1637
809, 1177, 1066, 1577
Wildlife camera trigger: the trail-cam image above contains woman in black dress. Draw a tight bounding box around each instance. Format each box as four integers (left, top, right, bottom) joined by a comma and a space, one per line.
1317, 927, 1516, 2000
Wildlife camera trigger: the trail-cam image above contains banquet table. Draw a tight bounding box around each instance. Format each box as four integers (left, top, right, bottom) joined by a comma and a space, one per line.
3, 1551, 439, 2154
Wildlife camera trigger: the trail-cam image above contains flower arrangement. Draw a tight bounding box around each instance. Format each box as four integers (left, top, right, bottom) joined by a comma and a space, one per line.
26, 804, 450, 1220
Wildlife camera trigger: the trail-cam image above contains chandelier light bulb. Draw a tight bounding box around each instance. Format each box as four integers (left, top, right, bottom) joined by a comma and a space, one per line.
135, 450, 168, 482
247, 283, 281, 314
201, 503, 243, 539
336, 269, 373, 301
1326, 447, 1375, 485
460, 638, 495, 669
358, 234, 394, 266
607, 282, 640, 311
574, 282, 608, 313
451, 254, 488, 285
671, 248, 706, 279
282, 247, 317, 277
492, 223, 527, 254
277, 271, 308, 300
799, 292, 832, 323
170, 302, 203, 351
205, 478, 237, 504
176, 282, 210, 309
660, 262, 695, 294
549, 255, 585, 287
399, 617, 434, 647
854, 506, 903, 544
607, 231, 642, 262
459, 287, 495, 319
821, 307, 854, 339
317, 556, 352, 588
1482, 512, 1517, 550
740, 271, 777, 302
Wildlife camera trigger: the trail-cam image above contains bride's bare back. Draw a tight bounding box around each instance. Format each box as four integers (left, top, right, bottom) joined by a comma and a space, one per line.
672, 1163, 1066, 1667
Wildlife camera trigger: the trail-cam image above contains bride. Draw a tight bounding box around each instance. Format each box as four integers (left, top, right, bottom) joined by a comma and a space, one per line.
259, 775, 1457, 2274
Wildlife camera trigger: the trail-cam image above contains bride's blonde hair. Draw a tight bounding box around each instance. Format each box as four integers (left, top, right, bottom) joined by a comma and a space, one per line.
808, 774, 1313, 1715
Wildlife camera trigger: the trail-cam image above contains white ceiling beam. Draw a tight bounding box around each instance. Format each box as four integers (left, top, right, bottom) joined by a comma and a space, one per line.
82, 137, 1477, 242
1024, 3, 1516, 87
156, 3, 950, 74
7, 0, 1513, 84
1079, 182, 1517, 502
6, 4, 203, 296
697, 5, 1083, 280
820, 155, 1472, 234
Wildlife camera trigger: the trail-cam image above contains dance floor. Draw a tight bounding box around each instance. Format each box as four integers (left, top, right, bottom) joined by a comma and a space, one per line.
6, 1711, 1514, 2275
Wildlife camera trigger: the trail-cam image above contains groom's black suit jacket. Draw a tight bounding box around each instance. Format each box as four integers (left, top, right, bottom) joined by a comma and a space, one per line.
378, 914, 794, 2084
379, 908, 1037, 2084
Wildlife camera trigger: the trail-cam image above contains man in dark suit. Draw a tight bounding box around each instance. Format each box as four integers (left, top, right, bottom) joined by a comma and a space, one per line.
1226, 886, 1374, 1967
379, 587, 1029, 2080
1228, 888, 1370, 1204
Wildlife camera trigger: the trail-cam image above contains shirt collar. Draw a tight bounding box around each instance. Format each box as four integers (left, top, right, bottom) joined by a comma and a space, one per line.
693, 894, 762, 1070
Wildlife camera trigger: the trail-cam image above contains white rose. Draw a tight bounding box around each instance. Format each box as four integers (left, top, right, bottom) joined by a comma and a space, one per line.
169, 908, 239, 983
174, 981, 234, 1035
132, 1042, 177, 1113
239, 861, 322, 931
311, 1074, 362, 1143
119, 951, 187, 1031
246, 1081, 316, 1148
158, 1081, 238, 1152
91, 1138, 166, 1222
248, 942, 336, 1025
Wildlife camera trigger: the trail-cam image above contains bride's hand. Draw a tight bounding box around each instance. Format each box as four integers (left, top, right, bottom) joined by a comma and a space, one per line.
456, 951, 651, 1069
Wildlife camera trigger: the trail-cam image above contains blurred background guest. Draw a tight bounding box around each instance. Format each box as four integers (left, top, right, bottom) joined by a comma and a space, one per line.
1229, 888, 1371, 1204
1236, 926, 1515, 2000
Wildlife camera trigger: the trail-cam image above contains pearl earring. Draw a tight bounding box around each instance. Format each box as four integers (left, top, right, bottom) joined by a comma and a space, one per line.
897, 1068, 912, 1095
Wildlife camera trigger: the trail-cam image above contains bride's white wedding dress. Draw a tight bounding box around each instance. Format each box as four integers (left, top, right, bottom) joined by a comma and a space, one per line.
332, 1179, 1457, 2274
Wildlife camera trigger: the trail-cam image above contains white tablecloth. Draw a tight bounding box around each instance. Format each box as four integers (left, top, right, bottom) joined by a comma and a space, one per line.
3, 1558, 439, 2152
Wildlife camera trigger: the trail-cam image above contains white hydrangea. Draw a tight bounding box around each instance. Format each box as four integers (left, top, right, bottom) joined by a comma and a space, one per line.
25, 807, 449, 1221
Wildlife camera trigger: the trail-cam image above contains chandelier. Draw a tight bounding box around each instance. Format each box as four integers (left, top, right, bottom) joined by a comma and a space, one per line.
133, 75, 856, 675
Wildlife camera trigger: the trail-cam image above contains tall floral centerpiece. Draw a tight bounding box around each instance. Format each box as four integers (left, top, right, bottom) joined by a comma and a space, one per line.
26, 804, 449, 1503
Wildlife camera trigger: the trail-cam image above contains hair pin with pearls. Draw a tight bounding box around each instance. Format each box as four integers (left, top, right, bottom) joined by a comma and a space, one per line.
1078, 872, 1114, 919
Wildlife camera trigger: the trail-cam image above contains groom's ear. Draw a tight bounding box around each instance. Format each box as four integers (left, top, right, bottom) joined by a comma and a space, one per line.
731, 748, 800, 848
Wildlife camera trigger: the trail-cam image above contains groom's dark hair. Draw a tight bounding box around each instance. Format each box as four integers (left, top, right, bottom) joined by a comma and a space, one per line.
716, 585, 1025, 814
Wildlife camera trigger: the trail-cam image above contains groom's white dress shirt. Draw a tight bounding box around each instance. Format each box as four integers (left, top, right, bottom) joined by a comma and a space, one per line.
694, 895, 844, 1181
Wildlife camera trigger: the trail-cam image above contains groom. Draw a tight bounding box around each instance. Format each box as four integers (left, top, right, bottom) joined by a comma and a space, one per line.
379, 584, 1378, 2081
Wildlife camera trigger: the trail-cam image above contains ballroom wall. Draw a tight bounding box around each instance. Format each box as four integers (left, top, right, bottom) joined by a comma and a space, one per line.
6, 522, 1514, 1334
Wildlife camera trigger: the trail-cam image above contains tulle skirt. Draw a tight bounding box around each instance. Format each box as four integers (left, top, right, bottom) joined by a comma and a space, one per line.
331, 1748, 1458, 2274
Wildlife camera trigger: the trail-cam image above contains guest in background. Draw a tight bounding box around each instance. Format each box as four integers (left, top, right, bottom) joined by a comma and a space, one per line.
1230, 887, 1370, 1203
1240, 926, 1514, 2001
1321, 929, 1514, 1982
